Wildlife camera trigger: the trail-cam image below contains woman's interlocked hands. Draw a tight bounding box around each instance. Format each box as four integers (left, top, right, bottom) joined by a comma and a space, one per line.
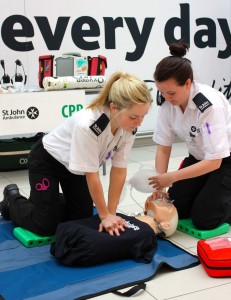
99, 213, 127, 236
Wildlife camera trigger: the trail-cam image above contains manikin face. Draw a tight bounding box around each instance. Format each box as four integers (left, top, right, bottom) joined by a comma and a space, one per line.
144, 192, 178, 237
145, 197, 175, 223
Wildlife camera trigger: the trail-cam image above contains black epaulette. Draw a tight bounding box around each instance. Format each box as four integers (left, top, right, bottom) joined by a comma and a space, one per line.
90, 113, 110, 136
156, 91, 165, 106
193, 93, 212, 113
132, 128, 137, 135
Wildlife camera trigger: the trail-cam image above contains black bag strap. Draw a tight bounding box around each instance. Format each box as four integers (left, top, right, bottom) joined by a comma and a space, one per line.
97, 55, 102, 75
113, 282, 146, 297
144, 80, 155, 83
14, 132, 45, 143
97, 55, 107, 75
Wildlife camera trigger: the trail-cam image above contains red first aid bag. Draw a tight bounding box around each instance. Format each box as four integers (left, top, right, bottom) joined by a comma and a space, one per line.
197, 237, 231, 277
38, 55, 54, 88
88, 55, 107, 76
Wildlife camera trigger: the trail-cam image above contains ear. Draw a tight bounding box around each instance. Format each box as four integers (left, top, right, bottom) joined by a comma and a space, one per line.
159, 221, 170, 231
185, 79, 191, 89
109, 102, 117, 111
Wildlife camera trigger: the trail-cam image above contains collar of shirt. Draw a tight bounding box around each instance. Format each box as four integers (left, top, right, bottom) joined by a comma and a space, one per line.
187, 81, 200, 111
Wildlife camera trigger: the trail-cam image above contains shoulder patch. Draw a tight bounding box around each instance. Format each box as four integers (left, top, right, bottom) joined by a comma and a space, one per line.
90, 113, 109, 136
156, 91, 165, 106
193, 93, 212, 113
132, 128, 137, 135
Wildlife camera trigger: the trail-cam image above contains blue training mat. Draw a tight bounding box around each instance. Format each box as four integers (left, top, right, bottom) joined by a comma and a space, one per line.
0, 218, 199, 300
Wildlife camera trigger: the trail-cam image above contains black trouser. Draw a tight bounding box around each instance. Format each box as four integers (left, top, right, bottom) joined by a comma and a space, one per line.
9, 139, 93, 236
168, 154, 231, 230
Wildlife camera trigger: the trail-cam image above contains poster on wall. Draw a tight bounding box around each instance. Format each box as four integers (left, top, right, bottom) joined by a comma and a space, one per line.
0, 90, 85, 135
0, 0, 230, 133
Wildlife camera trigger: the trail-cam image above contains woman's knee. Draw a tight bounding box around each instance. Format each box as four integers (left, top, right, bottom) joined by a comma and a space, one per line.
33, 217, 60, 236
191, 210, 222, 230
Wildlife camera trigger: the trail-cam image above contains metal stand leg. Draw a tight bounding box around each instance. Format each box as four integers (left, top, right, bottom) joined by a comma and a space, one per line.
102, 161, 106, 175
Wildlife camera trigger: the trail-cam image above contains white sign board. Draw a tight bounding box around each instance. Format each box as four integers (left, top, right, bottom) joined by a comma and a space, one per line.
0, 90, 85, 136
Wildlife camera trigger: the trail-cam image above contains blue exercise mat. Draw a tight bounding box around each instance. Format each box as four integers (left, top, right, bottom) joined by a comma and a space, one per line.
0, 218, 199, 300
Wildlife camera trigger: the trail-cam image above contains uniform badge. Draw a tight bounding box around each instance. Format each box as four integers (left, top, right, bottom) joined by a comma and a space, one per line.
132, 128, 137, 135
90, 113, 109, 136
156, 91, 165, 106
193, 93, 212, 113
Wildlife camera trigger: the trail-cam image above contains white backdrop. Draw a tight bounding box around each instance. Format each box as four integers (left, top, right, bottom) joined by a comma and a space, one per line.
0, 0, 230, 133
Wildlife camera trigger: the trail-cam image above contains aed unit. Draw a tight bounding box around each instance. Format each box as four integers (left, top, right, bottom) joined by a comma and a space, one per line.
55, 56, 88, 77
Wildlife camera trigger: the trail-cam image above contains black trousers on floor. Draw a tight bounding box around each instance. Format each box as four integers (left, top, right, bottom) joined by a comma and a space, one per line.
9, 139, 93, 236
168, 154, 231, 230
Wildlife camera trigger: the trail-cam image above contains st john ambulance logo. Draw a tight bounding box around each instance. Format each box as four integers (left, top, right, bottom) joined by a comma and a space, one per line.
27, 107, 39, 119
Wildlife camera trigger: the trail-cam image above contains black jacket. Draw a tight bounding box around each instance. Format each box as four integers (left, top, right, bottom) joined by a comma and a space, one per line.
50, 213, 157, 266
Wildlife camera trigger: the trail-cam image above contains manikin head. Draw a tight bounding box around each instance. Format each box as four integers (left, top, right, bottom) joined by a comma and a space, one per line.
144, 192, 178, 237
127, 170, 178, 237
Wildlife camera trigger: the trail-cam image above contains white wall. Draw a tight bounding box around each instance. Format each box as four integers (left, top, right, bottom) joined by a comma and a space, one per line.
0, 0, 230, 133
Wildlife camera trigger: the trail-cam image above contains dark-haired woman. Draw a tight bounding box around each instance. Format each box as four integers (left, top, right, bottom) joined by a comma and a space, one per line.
149, 42, 231, 230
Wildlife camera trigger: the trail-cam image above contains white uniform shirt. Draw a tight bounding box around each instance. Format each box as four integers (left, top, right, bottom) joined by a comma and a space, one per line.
43, 106, 135, 174
153, 82, 231, 160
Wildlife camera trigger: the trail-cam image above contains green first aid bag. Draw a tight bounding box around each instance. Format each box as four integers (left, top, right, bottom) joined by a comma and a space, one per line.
0, 132, 45, 171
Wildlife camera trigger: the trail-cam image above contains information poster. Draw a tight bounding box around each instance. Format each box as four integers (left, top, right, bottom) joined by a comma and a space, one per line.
0, 90, 85, 135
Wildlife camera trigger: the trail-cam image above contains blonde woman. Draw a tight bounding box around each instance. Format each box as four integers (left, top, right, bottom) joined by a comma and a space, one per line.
1, 72, 152, 236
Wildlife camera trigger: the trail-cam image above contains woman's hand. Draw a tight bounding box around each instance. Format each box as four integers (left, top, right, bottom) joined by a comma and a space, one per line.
98, 213, 127, 236
149, 173, 175, 190
144, 191, 169, 211
150, 159, 222, 190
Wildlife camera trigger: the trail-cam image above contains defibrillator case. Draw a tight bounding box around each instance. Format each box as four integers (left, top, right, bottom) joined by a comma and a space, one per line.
88, 55, 107, 76
197, 237, 231, 277
55, 55, 88, 77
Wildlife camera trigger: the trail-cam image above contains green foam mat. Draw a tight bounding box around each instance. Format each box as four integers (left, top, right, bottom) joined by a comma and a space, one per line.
177, 219, 230, 239
13, 227, 56, 248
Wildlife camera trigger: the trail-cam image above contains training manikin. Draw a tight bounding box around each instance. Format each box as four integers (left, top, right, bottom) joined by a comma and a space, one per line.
50, 191, 178, 266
